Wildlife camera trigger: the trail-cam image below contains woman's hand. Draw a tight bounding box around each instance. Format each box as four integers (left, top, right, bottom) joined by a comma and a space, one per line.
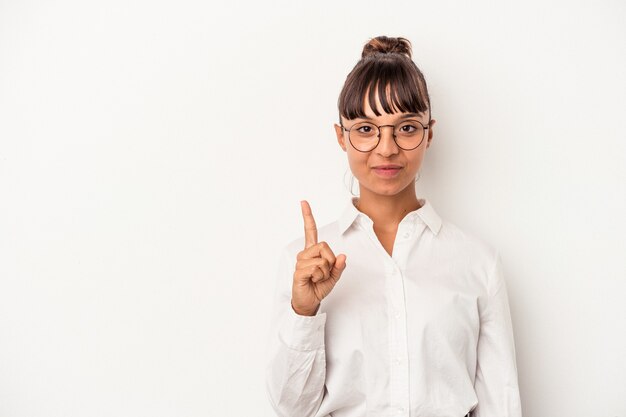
291, 200, 347, 316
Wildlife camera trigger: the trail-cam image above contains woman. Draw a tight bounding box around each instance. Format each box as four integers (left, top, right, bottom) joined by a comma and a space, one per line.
265, 35, 522, 417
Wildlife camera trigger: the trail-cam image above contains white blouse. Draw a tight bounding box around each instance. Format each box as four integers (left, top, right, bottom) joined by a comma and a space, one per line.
265, 196, 522, 417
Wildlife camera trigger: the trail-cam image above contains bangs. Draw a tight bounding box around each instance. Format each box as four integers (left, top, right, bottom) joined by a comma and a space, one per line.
338, 57, 430, 121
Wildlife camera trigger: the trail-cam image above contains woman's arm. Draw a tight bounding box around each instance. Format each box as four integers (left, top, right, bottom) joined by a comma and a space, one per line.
473, 252, 523, 417
264, 246, 327, 417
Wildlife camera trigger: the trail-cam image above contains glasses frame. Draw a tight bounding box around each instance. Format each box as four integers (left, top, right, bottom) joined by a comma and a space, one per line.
340, 117, 431, 152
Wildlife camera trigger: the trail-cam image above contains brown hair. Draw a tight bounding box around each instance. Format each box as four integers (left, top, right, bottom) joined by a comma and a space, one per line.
337, 36, 431, 123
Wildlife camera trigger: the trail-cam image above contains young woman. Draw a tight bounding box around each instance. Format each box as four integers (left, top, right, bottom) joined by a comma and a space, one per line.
265, 35, 522, 417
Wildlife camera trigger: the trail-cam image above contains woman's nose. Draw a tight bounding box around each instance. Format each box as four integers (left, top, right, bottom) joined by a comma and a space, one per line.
376, 126, 399, 156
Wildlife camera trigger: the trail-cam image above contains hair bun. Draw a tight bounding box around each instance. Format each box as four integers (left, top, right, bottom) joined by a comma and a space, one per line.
362, 36, 412, 59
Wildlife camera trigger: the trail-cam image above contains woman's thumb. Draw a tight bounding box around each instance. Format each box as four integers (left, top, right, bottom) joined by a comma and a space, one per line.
336, 254, 347, 270
330, 254, 347, 281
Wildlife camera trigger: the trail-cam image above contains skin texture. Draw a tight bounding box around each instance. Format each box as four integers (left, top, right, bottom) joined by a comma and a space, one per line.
291, 85, 435, 316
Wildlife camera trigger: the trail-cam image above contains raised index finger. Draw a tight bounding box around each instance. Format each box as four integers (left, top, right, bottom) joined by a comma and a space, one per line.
300, 200, 318, 249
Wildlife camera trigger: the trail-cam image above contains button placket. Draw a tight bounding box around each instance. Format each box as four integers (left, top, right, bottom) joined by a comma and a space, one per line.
387, 256, 410, 416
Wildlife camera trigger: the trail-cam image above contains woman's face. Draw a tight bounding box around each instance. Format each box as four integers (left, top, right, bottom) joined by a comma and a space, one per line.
334, 88, 435, 198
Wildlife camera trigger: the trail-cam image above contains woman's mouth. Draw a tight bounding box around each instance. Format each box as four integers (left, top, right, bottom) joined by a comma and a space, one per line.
372, 167, 402, 178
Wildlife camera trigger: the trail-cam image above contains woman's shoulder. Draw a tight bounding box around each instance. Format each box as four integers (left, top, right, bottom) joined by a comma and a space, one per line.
437, 219, 499, 267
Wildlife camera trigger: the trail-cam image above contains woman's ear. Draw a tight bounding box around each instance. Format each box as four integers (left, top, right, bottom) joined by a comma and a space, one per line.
334, 123, 347, 152
426, 119, 436, 148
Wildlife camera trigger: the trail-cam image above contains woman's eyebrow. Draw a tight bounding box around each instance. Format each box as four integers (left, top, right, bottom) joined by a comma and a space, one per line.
398, 113, 422, 119
357, 113, 422, 121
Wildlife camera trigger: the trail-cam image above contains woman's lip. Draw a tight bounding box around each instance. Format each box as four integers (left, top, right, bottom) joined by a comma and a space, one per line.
373, 167, 402, 178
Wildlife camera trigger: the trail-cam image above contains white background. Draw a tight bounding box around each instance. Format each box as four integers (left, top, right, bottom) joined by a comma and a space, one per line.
1, 1, 625, 416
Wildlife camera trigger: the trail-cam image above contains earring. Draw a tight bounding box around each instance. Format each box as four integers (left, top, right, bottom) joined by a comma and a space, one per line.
343, 168, 359, 197
350, 175, 359, 196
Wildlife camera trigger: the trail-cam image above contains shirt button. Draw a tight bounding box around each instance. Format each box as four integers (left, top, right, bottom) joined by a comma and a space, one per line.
394, 310, 400, 318
396, 356, 401, 364
403, 232, 410, 238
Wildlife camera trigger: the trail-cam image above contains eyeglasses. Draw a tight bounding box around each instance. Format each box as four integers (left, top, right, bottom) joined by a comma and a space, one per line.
341, 118, 429, 152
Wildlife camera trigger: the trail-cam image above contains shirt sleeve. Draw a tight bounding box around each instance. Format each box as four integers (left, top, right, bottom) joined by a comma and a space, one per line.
473, 252, 523, 417
264, 245, 327, 417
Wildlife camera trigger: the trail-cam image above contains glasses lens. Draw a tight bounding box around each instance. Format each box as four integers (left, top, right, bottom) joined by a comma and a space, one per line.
349, 122, 379, 152
394, 120, 425, 150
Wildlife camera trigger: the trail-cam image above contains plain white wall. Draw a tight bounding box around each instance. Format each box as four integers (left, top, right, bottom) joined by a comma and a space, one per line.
1, 0, 624, 416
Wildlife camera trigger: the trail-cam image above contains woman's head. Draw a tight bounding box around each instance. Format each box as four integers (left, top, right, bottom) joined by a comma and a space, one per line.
334, 36, 435, 199
337, 36, 431, 122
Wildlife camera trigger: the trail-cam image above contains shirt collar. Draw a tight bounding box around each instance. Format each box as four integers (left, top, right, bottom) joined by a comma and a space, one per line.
338, 196, 443, 236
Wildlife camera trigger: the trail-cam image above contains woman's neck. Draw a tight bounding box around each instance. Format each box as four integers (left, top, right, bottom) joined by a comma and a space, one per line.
355, 187, 422, 232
